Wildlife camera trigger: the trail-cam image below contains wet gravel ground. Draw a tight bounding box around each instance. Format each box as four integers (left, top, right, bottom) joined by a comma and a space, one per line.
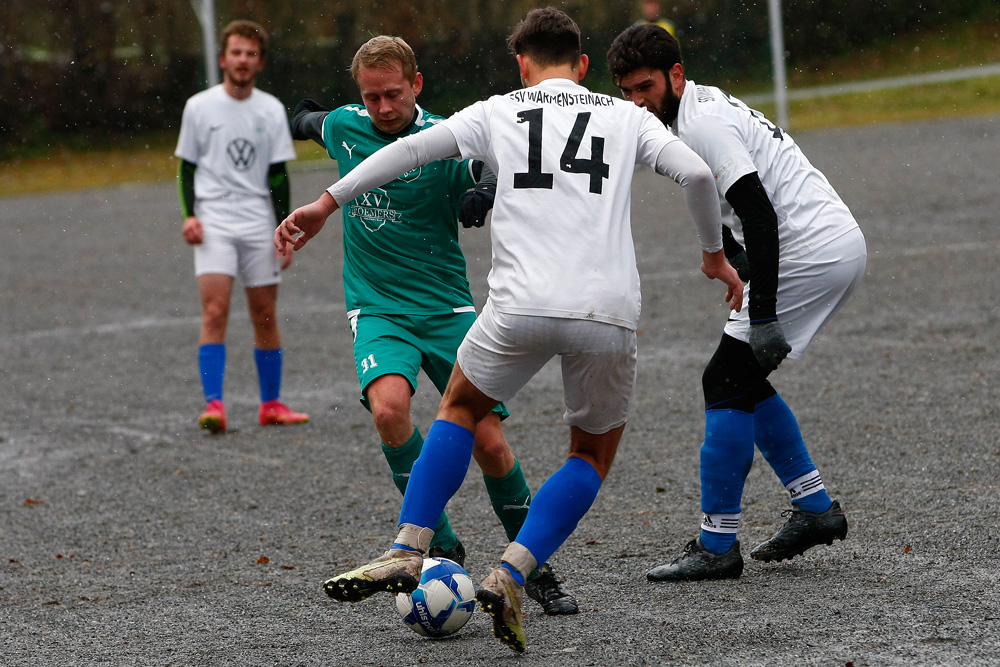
1, 114, 998, 666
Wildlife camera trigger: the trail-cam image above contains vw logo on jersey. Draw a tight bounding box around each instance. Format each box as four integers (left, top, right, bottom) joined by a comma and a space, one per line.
227, 138, 257, 171
347, 188, 402, 232
397, 166, 421, 183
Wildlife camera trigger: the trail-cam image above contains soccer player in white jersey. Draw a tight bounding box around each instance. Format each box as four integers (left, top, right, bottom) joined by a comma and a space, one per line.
175, 20, 308, 434
608, 24, 867, 581
289, 35, 578, 615
276, 8, 743, 653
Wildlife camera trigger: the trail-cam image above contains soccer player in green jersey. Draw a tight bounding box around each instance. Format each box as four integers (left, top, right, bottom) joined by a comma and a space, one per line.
290, 35, 576, 615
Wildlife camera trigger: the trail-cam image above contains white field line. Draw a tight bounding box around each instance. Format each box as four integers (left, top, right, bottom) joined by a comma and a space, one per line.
742, 63, 1000, 105
13, 302, 346, 342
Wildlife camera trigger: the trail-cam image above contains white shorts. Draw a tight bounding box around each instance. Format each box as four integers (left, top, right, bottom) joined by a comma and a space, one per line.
457, 300, 638, 434
194, 218, 281, 288
725, 227, 867, 358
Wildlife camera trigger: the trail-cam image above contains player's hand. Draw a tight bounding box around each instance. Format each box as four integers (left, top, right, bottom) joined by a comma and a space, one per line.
277, 246, 293, 270
182, 216, 203, 245
275, 192, 339, 256
294, 98, 330, 116
700, 250, 744, 312
457, 183, 496, 228
749, 321, 791, 371
727, 249, 750, 282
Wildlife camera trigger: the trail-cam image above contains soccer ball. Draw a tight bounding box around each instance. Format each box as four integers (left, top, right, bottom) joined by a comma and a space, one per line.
395, 557, 476, 638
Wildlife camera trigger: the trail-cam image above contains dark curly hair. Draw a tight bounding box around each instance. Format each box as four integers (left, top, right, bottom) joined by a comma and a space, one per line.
606, 23, 682, 85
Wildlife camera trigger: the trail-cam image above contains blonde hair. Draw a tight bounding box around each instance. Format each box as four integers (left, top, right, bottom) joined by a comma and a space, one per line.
351, 36, 418, 85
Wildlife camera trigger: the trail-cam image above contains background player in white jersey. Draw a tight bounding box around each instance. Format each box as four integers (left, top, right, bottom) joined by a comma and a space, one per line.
607, 24, 867, 581
175, 20, 308, 434
276, 8, 743, 653
287, 35, 577, 615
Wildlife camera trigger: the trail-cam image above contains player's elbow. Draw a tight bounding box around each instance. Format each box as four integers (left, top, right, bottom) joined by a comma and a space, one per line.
685, 162, 715, 190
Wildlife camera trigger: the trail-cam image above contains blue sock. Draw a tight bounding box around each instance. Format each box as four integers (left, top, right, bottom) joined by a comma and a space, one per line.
254, 347, 282, 402
700, 409, 755, 554
396, 420, 474, 539
754, 393, 832, 514
381, 430, 458, 553
198, 344, 225, 402
510, 457, 602, 569
501, 563, 526, 585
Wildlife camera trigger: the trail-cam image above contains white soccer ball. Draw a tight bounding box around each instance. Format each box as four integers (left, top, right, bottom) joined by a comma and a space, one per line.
395, 557, 476, 638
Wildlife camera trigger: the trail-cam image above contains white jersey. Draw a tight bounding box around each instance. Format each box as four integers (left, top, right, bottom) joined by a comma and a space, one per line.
175, 85, 296, 225
327, 77, 723, 331
674, 80, 858, 259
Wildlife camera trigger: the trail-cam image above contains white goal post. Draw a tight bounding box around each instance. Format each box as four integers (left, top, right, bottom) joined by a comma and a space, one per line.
190, 0, 219, 88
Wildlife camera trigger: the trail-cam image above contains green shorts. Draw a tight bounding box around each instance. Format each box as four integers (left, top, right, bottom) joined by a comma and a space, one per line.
351, 311, 509, 419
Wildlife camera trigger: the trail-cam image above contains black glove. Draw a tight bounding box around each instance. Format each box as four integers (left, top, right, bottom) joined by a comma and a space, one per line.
727, 248, 750, 282
457, 183, 496, 228
749, 321, 791, 371
294, 98, 330, 116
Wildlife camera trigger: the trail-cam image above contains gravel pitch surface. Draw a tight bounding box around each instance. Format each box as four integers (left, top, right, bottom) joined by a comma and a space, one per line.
1, 115, 998, 666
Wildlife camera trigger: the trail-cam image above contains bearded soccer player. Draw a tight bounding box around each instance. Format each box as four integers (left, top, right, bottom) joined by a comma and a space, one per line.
277, 9, 742, 653
175, 20, 308, 434
288, 35, 577, 615
607, 23, 867, 580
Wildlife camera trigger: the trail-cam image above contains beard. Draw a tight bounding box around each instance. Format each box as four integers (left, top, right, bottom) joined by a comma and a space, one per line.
660, 87, 681, 125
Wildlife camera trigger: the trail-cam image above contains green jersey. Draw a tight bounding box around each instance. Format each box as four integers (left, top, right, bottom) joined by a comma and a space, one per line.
322, 104, 476, 316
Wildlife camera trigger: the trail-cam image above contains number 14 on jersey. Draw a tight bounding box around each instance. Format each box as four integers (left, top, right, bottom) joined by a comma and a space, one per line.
513, 108, 610, 194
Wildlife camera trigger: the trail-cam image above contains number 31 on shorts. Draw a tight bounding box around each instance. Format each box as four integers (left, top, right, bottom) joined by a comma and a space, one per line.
360, 353, 379, 374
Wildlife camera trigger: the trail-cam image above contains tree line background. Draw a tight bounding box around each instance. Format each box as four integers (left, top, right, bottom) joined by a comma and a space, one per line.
0, 0, 995, 157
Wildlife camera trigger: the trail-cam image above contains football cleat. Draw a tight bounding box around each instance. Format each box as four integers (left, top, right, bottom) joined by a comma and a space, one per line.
198, 400, 226, 434
750, 499, 848, 562
524, 562, 578, 615
477, 567, 526, 654
259, 400, 309, 426
646, 538, 744, 581
322, 548, 423, 603
428, 538, 466, 568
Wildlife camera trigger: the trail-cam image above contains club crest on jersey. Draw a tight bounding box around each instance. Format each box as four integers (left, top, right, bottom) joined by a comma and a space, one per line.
227, 138, 257, 171
347, 188, 402, 232
397, 166, 422, 183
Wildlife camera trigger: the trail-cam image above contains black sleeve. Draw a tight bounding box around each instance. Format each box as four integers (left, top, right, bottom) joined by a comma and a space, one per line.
721, 225, 745, 260
268, 162, 290, 224
724, 172, 779, 323
178, 159, 197, 218
471, 160, 498, 189
290, 99, 331, 146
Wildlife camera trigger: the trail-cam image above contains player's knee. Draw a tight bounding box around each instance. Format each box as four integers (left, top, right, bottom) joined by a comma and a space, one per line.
702, 336, 769, 411
371, 401, 409, 434
702, 356, 754, 412
702, 358, 735, 407
472, 435, 511, 465
202, 302, 229, 331
249, 305, 277, 330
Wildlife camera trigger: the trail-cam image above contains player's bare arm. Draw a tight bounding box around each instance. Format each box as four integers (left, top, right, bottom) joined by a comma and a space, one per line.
701, 250, 743, 312
274, 192, 340, 255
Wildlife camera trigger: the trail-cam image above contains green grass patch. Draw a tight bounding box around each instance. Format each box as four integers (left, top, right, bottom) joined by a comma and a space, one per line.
0, 136, 332, 198
753, 75, 1000, 132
